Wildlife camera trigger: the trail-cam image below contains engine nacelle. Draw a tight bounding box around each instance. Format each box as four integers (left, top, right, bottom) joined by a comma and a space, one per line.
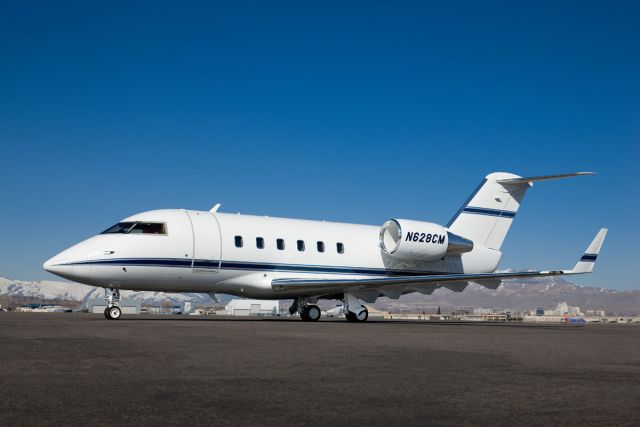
379, 219, 473, 261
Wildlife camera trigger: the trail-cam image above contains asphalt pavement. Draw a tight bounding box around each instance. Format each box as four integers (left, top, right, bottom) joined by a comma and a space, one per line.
1, 313, 639, 426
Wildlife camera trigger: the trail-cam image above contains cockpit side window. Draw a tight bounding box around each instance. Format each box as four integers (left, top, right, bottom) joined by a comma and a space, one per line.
100, 222, 167, 235
129, 222, 167, 234
101, 222, 137, 234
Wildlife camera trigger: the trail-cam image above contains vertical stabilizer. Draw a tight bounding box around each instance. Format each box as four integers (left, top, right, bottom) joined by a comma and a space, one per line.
447, 172, 528, 250
447, 172, 594, 251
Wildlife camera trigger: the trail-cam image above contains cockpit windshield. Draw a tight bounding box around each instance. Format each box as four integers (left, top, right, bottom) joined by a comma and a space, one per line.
101, 222, 167, 235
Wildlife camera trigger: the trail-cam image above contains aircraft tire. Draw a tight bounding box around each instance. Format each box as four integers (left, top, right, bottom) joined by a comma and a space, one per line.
104, 307, 111, 319
108, 306, 122, 320
306, 305, 321, 322
356, 307, 368, 322
345, 307, 368, 322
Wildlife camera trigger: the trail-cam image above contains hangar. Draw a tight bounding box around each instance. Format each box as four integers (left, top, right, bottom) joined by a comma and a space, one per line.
225, 299, 280, 316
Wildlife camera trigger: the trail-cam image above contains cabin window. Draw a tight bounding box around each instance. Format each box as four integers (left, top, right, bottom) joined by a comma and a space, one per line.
101, 222, 166, 235
235, 235, 243, 248
256, 237, 264, 249
317, 241, 325, 252
297, 240, 305, 251
277, 239, 285, 250
337, 242, 344, 254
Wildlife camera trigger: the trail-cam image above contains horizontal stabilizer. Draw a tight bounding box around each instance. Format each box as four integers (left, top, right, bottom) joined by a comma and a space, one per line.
497, 172, 594, 185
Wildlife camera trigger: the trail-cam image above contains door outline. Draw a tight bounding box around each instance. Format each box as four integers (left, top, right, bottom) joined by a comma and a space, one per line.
185, 210, 222, 273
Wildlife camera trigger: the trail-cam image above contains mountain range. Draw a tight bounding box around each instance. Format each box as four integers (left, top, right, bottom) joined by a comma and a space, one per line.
372, 276, 640, 315
0, 276, 213, 306
1, 275, 638, 315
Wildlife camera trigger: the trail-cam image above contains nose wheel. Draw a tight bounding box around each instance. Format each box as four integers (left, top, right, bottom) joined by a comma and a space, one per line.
104, 305, 122, 320
103, 288, 122, 320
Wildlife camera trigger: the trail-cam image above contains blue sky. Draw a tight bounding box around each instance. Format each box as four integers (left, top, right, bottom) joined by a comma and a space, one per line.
1, 1, 638, 289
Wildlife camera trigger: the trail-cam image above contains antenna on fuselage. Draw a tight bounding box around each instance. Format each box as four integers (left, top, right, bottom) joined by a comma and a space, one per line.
209, 203, 221, 213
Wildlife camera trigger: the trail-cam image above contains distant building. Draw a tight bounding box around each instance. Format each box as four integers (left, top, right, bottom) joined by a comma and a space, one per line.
461, 313, 508, 322
145, 305, 183, 315
472, 307, 493, 315
15, 304, 72, 312
16, 304, 47, 312
536, 302, 584, 317
225, 299, 279, 316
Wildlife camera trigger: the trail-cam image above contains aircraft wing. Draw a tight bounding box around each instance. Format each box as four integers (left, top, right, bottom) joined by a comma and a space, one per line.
271, 228, 607, 295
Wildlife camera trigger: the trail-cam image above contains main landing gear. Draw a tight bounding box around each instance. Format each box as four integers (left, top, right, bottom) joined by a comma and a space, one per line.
289, 295, 369, 322
103, 288, 122, 320
344, 293, 368, 322
289, 298, 321, 322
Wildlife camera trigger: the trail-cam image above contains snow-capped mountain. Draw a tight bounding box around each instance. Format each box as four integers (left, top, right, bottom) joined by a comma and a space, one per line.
0, 276, 215, 306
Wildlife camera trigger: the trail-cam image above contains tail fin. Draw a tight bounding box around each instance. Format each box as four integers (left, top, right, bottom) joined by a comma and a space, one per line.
447, 172, 594, 250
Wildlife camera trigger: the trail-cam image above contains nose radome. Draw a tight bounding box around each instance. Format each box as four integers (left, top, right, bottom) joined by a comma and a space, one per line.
43, 255, 73, 276
43, 255, 59, 272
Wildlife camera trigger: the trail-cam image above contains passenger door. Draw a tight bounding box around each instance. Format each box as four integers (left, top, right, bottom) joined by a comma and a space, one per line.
186, 210, 221, 272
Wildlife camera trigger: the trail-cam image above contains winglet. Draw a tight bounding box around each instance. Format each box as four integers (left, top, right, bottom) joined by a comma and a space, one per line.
497, 172, 595, 185
210, 203, 221, 213
567, 228, 608, 274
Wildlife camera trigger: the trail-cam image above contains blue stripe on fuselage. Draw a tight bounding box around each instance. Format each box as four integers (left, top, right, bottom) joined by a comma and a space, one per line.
56, 258, 444, 277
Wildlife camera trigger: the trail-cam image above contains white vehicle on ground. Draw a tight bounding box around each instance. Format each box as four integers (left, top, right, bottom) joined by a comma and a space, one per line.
44, 172, 607, 322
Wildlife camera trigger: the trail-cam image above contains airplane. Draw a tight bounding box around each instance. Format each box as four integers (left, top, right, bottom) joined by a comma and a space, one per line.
562, 313, 587, 324
43, 171, 607, 322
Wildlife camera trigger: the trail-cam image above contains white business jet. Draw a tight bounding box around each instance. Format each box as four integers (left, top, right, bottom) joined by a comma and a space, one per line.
44, 172, 607, 321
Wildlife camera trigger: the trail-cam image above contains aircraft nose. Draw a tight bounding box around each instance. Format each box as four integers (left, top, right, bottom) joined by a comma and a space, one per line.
43, 239, 100, 284
43, 255, 75, 277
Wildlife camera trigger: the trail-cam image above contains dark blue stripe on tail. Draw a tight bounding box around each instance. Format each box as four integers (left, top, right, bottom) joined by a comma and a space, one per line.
462, 207, 517, 218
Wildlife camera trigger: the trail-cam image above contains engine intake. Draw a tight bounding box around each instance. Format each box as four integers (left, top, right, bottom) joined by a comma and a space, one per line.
379, 219, 473, 261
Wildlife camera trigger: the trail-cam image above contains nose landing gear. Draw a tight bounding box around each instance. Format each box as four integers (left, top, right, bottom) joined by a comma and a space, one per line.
103, 288, 122, 320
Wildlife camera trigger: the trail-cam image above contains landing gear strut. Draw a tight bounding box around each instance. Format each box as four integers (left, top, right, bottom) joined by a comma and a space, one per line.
103, 288, 122, 320
290, 298, 321, 322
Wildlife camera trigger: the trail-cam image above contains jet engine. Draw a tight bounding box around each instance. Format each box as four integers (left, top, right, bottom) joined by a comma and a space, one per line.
379, 219, 474, 261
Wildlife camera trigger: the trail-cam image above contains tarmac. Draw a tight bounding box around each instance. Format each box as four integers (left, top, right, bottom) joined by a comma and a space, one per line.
1, 313, 639, 426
